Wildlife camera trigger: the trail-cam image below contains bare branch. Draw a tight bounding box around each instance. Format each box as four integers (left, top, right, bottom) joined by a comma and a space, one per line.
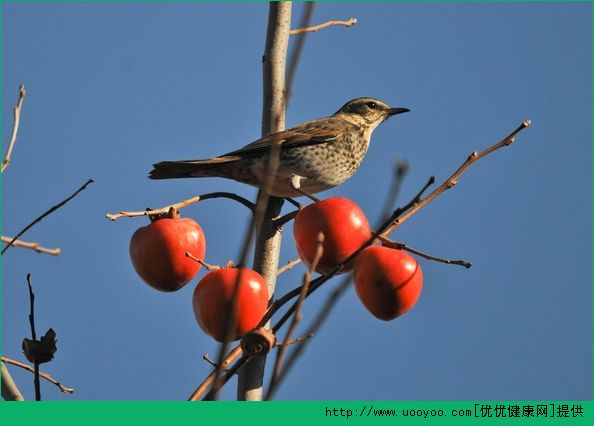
383, 120, 532, 236
276, 258, 302, 276
1, 236, 61, 256
24, 274, 41, 400
202, 354, 219, 369
2, 179, 94, 256
379, 159, 409, 221
274, 209, 299, 228
188, 345, 242, 401
379, 236, 472, 269
185, 251, 221, 271
274, 333, 314, 347
1, 84, 26, 173
1, 357, 74, 394
105, 191, 255, 221
290, 17, 357, 35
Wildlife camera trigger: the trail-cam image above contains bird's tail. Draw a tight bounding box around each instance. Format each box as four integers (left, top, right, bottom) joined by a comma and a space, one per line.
149, 157, 238, 180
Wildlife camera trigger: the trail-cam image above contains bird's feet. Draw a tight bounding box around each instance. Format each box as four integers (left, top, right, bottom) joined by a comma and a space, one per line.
290, 175, 320, 203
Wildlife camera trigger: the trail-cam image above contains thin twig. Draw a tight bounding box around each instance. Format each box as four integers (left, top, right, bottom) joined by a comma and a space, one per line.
276, 258, 302, 276
188, 345, 242, 401
1, 84, 26, 173
1, 357, 74, 394
289, 17, 357, 35
26, 274, 41, 401
202, 354, 218, 369
274, 333, 314, 347
1, 236, 61, 256
266, 232, 324, 400
284, 197, 302, 209
26, 274, 36, 342
185, 251, 221, 270
105, 191, 255, 221
383, 120, 532, 236
379, 159, 409, 221
2, 179, 94, 256
274, 210, 299, 228
379, 236, 472, 268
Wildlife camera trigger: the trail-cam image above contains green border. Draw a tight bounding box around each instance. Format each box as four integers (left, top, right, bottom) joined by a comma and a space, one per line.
0, 401, 592, 425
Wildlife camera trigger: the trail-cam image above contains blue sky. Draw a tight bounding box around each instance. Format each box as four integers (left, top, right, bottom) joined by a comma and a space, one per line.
1, 2, 591, 401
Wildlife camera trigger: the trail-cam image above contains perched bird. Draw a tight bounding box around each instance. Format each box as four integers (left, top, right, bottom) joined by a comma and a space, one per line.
149, 97, 409, 197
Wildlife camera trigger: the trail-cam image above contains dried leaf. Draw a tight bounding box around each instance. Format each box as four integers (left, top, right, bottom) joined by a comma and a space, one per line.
22, 328, 57, 364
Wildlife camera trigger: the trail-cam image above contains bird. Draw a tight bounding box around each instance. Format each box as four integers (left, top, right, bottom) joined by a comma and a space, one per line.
149, 97, 409, 198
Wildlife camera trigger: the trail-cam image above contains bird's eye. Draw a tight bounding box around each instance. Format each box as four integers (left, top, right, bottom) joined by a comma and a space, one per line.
366, 101, 377, 109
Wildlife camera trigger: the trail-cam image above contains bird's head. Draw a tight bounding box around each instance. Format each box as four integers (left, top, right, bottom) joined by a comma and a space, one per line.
334, 97, 410, 130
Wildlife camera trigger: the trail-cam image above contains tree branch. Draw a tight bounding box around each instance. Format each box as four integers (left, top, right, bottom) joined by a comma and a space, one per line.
1, 84, 26, 173
187, 345, 242, 401
289, 17, 357, 35
1, 236, 61, 256
276, 258, 302, 276
380, 236, 471, 268
383, 120, 532, 236
25, 274, 41, 401
105, 191, 255, 221
1, 357, 74, 394
2, 179, 94, 256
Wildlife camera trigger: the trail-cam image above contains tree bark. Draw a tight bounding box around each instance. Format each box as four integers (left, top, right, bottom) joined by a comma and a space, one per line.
1, 362, 25, 401
236, 1, 291, 401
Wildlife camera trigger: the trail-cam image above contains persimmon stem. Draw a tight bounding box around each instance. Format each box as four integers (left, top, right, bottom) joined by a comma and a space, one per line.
185, 251, 220, 270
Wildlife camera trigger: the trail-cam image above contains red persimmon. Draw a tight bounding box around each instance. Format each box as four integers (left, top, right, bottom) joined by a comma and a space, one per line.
293, 197, 371, 274
192, 268, 268, 342
129, 217, 206, 292
353, 246, 423, 320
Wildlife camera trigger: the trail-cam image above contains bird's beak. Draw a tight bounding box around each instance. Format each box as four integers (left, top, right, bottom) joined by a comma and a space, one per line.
387, 107, 410, 117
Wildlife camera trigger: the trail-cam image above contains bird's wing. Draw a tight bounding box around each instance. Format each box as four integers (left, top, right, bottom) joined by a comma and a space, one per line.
221, 119, 344, 157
